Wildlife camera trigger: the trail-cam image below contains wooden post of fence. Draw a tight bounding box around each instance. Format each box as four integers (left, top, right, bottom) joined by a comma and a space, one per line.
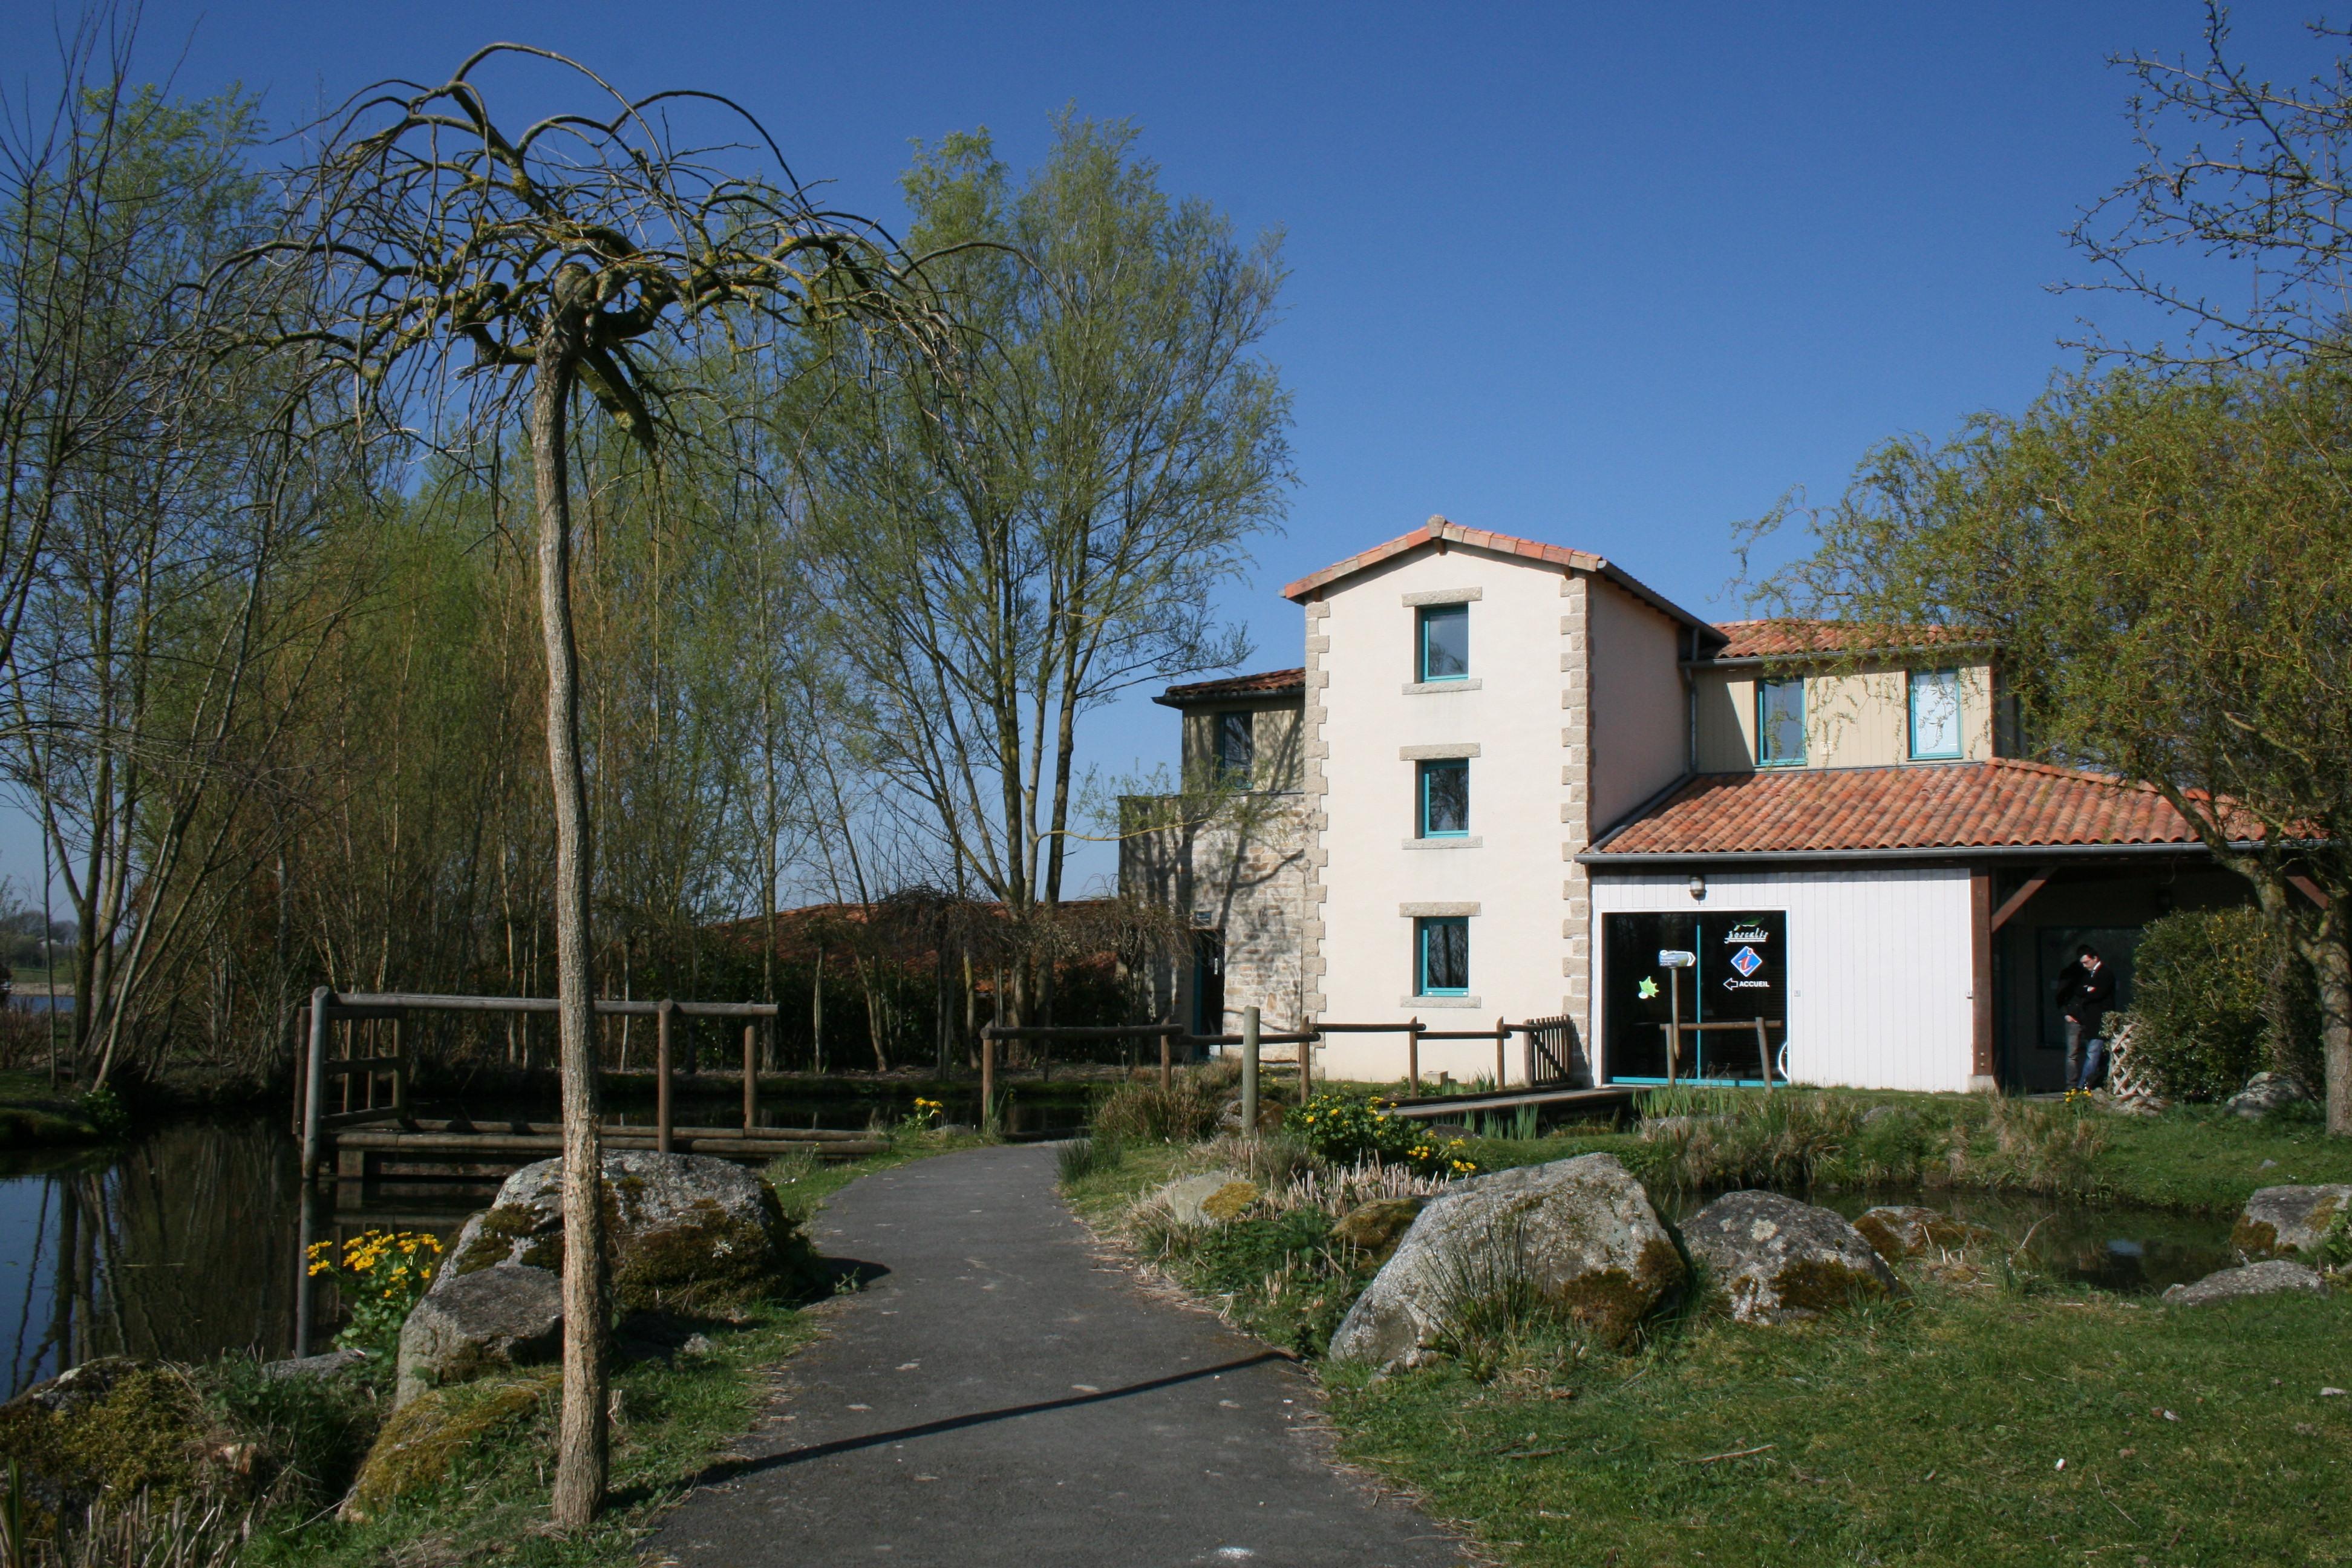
1756, 1017, 1772, 1090
980, 1029, 996, 1128
1159, 1029, 1172, 1093
390, 1015, 407, 1114
656, 999, 676, 1154
1406, 1019, 1422, 1093
1241, 1006, 1260, 1135
743, 1023, 758, 1132
1495, 1016, 1508, 1089
1302, 1027, 1315, 1099
301, 987, 330, 1179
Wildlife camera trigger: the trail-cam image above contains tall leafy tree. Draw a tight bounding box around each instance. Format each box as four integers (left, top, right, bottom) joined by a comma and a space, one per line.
802, 116, 1291, 998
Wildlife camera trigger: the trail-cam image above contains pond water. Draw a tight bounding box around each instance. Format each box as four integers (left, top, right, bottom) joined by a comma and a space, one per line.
0, 1081, 1088, 1400
1661, 1186, 2238, 1296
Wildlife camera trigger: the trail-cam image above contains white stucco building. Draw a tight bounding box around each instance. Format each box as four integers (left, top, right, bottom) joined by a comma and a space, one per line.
1124, 517, 2253, 1093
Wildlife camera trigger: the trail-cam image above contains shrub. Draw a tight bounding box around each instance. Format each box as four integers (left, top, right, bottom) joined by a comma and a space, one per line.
1057, 1133, 1125, 1183
2129, 907, 2321, 1101
1091, 1073, 1223, 1143
1285, 1093, 1475, 1177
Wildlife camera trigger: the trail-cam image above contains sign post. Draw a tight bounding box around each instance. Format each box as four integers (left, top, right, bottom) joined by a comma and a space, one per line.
1659, 950, 1695, 1085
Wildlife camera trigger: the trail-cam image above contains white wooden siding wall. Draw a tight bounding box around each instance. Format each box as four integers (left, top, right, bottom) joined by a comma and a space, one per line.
1589, 867, 1977, 1092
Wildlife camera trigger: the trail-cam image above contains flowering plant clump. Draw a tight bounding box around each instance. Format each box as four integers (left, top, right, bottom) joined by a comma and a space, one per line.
307, 1229, 443, 1353
899, 1096, 947, 1137
1284, 1092, 1477, 1178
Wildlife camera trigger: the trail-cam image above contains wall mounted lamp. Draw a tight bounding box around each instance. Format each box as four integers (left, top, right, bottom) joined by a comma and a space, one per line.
1688, 874, 1707, 901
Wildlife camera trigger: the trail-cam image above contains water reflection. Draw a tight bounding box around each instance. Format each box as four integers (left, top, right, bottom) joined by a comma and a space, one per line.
1662, 1186, 2236, 1295
0, 1120, 305, 1399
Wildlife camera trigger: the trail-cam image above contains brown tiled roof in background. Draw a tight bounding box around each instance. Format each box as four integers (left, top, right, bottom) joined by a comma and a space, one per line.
1590, 760, 2251, 855
1155, 668, 1305, 706
1708, 618, 1982, 660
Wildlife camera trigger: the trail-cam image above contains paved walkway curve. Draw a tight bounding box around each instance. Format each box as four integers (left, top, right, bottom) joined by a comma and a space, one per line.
647, 1144, 1466, 1567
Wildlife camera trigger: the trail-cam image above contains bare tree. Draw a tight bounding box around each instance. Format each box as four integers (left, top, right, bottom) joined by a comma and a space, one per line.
2071, 4, 2352, 364
232, 46, 939, 1524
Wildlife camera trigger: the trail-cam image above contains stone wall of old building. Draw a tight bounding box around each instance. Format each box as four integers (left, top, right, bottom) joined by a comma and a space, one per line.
1120, 791, 1311, 1036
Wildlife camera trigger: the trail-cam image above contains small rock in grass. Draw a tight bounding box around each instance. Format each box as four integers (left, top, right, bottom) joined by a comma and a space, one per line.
1851, 1204, 2000, 1262
2226, 1071, 2311, 1119
2321, 1387, 2346, 1397
681, 1333, 716, 1357
1158, 1173, 1259, 1227
2160, 1259, 2327, 1307
1329, 1198, 1426, 1260
261, 1347, 373, 1382
1682, 1191, 1900, 1325
2230, 1185, 2352, 1259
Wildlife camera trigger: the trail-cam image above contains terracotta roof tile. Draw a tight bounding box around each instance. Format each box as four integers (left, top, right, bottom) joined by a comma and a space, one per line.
1155, 668, 1305, 706
1590, 760, 2250, 856
1709, 618, 1982, 660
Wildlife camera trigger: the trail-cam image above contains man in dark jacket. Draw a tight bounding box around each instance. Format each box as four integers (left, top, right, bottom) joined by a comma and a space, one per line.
2054, 944, 2117, 1091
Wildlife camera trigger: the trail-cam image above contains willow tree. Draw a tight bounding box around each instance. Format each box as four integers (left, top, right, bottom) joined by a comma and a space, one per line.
234, 46, 937, 1524
1758, 362, 2352, 1134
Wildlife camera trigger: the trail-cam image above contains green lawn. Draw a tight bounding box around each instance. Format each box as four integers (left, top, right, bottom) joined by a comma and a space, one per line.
1324, 1281, 2352, 1566
0, 1068, 111, 1147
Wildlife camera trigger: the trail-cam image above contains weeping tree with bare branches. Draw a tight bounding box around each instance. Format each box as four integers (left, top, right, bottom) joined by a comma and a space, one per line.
226, 45, 942, 1524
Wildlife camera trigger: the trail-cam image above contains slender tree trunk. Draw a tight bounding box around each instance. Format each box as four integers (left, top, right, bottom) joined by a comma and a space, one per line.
531, 331, 609, 1528
2307, 907, 2352, 1138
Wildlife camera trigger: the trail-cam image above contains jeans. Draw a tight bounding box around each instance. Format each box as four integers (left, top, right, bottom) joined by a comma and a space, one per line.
2065, 1019, 2108, 1090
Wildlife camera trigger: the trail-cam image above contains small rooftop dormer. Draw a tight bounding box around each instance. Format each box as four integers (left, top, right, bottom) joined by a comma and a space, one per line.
1154, 668, 1306, 794
1690, 619, 2007, 773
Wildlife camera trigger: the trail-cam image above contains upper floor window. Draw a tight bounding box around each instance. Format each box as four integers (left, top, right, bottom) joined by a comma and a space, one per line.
1417, 604, 1469, 682
1417, 916, 1469, 996
1909, 669, 1961, 759
1758, 677, 1806, 765
1418, 759, 1469, 837
1215, 711, 1255, 785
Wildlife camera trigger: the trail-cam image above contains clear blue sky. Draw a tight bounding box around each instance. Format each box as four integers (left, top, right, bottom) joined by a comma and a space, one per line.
0, 1, 2326, 904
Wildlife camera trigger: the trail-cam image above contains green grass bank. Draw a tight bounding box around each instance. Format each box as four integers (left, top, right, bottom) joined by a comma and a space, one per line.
1062, 1080, 2352, 1567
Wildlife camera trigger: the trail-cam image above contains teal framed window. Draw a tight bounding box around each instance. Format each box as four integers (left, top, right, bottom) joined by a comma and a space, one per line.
1417, 604, 1469, 681
1757, 677, 1806, 765
1908, 669, 1961, 759
1215, 711, 1255, 783
1418, 759, 1469, 837
1417, 916, 1469, 995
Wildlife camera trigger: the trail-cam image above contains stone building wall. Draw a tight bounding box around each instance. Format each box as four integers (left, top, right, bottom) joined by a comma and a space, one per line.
1120, 791, 1311, 1036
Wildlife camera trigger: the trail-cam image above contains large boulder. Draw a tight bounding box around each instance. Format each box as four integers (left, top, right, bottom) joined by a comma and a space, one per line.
1326, 1154, 1682, 1368
1852, 1204, 2001, 1263
2226, 1071, 2311, 1120
440, 1149, 805, 1315
2231, 1184, 2352, 1259
2161, 1259, 2328, 1307
1683, 1191, 1899, 1324
394, 1263, 563, 1408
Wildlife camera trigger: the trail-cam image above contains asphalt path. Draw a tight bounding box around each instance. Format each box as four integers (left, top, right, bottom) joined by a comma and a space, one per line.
645, 1143, 1466, 1567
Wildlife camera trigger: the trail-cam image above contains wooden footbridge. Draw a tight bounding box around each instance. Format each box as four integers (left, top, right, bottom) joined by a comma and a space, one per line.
293, 988, 887, 1192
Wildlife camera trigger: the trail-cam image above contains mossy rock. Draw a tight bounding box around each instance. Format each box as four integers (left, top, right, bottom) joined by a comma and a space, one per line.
1852, 1204, 2001, 1262
1682, 1191, 1900, 1325
436, 1151, 814, 1317
1329, 1198, 1425, 1260
0, 1362, 215, 1511
343, 1372, 554, 1523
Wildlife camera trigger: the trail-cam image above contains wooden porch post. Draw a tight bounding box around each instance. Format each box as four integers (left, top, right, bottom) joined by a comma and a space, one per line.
1969, 867, 1998, 1092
